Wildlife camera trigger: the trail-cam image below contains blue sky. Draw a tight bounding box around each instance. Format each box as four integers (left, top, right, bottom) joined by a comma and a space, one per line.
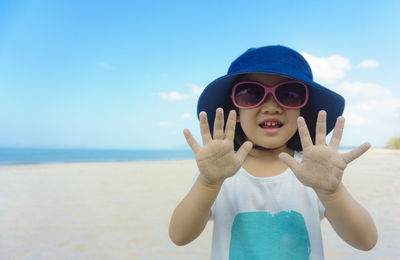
1, 0, 399, 149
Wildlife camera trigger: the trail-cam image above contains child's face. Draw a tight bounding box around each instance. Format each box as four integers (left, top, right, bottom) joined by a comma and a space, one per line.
236, 73, 300, 150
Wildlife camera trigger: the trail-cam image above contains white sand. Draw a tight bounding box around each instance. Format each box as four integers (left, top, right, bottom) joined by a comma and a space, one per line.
0, 148, 399, 259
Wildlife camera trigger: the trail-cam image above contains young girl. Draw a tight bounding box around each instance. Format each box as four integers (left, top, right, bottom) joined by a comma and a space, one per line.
169, 45, 377, 259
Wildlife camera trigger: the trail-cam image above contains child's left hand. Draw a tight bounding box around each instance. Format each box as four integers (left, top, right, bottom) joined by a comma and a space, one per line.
279, 110, 371, 195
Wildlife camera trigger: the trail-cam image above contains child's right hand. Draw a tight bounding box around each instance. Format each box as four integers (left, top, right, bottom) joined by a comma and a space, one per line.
184, 108, 253, 187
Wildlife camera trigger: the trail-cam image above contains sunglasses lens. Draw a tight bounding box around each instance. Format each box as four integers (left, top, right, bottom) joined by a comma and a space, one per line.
276, 83, 307, 107
234, 83, 264, 107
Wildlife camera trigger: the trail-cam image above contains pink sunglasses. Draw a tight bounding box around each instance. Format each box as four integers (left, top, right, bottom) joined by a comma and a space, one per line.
231, 80, 309, 109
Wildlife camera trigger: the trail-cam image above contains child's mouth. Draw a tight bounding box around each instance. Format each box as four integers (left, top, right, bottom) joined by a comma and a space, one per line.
259, 119, 283, 132
259, 120, 283, 128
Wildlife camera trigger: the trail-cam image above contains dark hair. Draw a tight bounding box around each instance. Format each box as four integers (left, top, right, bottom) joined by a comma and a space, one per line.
222, 77, 317, 152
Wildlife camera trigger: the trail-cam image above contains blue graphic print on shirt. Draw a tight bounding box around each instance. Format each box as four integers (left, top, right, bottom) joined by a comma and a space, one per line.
229, 211, 311, 260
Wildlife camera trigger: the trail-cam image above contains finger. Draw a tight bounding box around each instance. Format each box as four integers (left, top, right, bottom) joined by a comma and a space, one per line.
297, 117, 313, 149
236, 141, 253, 162
315, 110, 327, 146
225, 110, 237, 141
342, 142, 371, 164
213, 108, 224, 140
183, 128, 201, 154
329, 116, 345, 150
199, 111, 212, 145
279, 152, 300, 172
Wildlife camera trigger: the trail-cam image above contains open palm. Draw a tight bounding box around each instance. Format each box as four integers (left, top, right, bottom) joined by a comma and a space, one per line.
184, 108, 253, 186
279, 110, 371, 194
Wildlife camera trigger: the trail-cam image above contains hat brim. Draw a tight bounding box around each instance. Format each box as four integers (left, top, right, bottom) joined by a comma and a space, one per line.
197, 71, 344, 135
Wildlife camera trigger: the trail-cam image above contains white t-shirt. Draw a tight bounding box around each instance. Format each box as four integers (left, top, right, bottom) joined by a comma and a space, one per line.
192, 152, 325, 260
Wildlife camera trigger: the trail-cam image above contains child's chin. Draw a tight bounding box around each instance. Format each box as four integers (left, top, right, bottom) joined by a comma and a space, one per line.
252, 143, 287, 151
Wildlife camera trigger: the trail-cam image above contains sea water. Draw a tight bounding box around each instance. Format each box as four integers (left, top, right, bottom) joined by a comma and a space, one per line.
0, 147, 357, 166
0, 148, 194, 165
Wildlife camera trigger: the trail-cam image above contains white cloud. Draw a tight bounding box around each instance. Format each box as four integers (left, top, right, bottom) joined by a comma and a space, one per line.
158, 91, 189, 101
357, 59, 380, 69
182, 113, 193, 119
355, 99, 400, 113
171, 130, 182, 135
334, 81, 390, 99
343, 113, 371, 126
190, 83, 205, 96
333, 81, 400, 127
157, 84, 204, 102
300, 52, 351, 84
158, 121, 174, 127
332, 81, 400, 147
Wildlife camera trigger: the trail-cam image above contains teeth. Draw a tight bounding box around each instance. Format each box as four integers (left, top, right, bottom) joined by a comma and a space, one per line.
263, 121, 280, 127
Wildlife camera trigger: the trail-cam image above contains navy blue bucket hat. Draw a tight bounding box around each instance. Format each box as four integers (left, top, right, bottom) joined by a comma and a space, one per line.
197, 45, 345, 136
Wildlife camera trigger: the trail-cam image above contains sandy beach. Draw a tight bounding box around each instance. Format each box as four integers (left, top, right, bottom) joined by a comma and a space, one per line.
0, 148, 399, 259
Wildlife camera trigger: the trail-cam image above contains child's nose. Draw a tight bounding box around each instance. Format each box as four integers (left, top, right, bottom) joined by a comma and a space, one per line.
260, 94, 283, 113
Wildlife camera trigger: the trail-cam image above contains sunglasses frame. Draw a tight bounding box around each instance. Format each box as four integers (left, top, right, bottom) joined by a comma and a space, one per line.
231, 80, 309, 109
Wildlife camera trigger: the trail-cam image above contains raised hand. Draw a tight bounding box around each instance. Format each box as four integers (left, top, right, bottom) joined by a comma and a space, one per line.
184, 108, 253, 186
279, 110, 371, 195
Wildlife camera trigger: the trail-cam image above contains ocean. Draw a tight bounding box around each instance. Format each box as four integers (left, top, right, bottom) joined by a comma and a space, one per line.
0, 146, 358, 166
0, 148, 195, 165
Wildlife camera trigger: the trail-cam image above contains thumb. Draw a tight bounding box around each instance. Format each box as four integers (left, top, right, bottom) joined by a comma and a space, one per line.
279, 152, 300, 172
342, 142, 371, 164
236, 141, 253, 162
